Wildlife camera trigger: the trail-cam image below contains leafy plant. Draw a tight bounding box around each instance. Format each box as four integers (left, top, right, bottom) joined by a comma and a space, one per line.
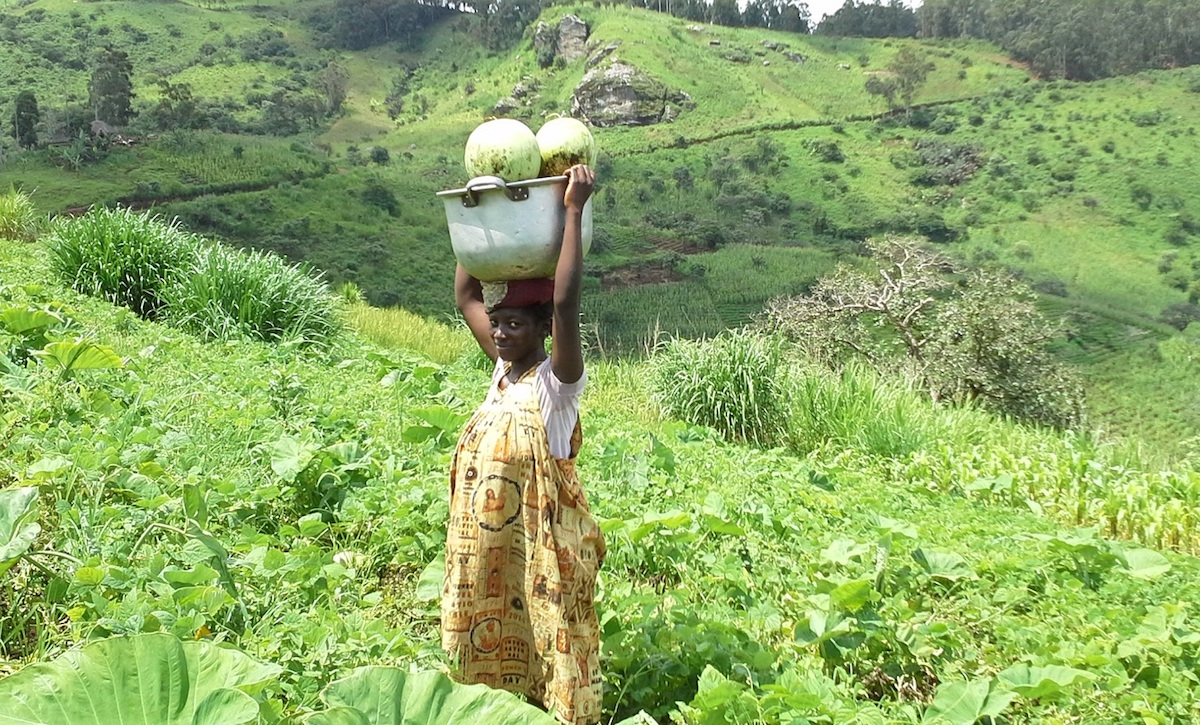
648, 329, 787, 446
0, 187, 42, 242
163, 244, 340, 347
304, 667, 558, 724
48, 207, 198, 319
0, 633, 281, 724
0, 487, 40, 579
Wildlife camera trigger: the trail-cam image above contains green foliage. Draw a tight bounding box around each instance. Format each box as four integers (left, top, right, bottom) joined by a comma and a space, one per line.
12, 90, 39, 149
648, 329, 787, 446
306, 667, 557, 724
163, 244, 340, 347
88, 46, 135, 126
0, 633, 281, 724
48, 207, 198, 319
0, 187, 42, 243
0, 487, 40, 579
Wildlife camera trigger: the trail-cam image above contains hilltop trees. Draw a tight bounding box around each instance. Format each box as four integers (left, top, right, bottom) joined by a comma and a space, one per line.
89, 47, 135, 125
917, 0, 1200, 80
815, 0, 918, 37
12, 91, 40, 149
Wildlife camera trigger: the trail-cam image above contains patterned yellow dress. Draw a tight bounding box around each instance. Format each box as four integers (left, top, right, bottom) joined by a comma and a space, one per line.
442, 361, 606, 724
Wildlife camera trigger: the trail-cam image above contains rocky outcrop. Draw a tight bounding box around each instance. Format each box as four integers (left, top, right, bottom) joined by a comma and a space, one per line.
534, 15, 589, 67
558, 15, 589, 62
570, 61, 693, 127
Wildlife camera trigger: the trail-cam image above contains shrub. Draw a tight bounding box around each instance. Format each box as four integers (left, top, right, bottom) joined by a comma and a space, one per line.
163, 244, 340, 347
0, 187, 42, 242
48, 207, 198, 319
648, 330, 786, 446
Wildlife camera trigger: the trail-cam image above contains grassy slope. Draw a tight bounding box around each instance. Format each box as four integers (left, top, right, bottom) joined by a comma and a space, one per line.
3, 235, 1200, 722
2, 1, 1199, 447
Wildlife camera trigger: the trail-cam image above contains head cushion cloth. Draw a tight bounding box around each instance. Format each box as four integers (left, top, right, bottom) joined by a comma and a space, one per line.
482, 278, 555, 312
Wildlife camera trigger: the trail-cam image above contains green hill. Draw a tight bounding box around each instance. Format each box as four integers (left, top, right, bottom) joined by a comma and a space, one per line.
4, 227, 1200, 721
2, 1, 1199, 449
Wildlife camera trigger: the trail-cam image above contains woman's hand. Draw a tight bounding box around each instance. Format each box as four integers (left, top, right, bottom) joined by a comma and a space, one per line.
563, 164, 594, 212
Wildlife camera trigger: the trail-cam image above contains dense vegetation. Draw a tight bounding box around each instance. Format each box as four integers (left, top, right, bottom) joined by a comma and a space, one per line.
3, 211, 1200, 722
1, 1, 1198, 445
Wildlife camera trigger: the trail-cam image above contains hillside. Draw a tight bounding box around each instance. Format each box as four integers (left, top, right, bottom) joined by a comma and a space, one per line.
2, 1, 1199, 450
4, 226, 1200, 722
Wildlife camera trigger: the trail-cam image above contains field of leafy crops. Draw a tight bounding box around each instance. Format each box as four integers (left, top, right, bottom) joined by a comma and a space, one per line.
3, 226, 1200, 723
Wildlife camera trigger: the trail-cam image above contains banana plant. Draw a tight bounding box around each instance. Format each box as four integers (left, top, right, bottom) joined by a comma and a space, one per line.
0, 633, 281, 725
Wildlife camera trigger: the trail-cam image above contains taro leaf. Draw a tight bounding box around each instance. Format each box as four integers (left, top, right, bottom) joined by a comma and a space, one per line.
829, 579, 875, 612
415, 558, 445, 603
305, 667, 557, 725
912, 549, 977, 582
0, 486, 40, 577
821, 538, 871, 566
270, 435, 318, 483
921, 678, 1015, 725
1118, 548, 1171, 580
402, 406, 469, 448
33, 340, 123, 377
0, 633, 280, 725
997, 663, 1096, 701
648, 434, 676, 474
0, 307, 64, 334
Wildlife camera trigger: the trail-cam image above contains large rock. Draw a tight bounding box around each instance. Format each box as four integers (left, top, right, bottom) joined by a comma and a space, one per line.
533, 22, 557, 67
558, 15, 589, 62
570, 62, 693, 127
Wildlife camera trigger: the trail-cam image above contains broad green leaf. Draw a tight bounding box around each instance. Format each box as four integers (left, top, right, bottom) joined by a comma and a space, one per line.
830, 579, 875, 612
26, 456, 71, 479
821, 538, 871, 566
1119, 548, 1171, 580
305, 667, 557, 725
415, 558, 444, 603
0, 486, 40, 577
997, 663, 1096, 700
0, 633, 280, 725
922, 678, 1014, 725
270, 435, 318, 482
299, 513, 328, 537
34, 339, 123, 374
912, 549, 977, 582
0, 307, 64, 334
410, 406, 468, 434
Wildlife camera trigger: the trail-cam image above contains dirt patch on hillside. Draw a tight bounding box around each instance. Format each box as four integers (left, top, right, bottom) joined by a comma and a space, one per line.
602, 261, 682, 290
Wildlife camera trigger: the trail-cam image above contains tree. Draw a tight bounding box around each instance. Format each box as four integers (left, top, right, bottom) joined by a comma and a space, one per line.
866, 46, 934, 112
89, 47, 135, 125
12, 90, 39, 149
151, 79, 198, 130
316, 61, 350, 114
765, 236, 1083, 428
711, 0, 742, 26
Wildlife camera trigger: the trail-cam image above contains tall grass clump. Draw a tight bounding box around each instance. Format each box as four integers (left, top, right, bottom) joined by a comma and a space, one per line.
647, 329, 787, 446
0, 187, 42, 242
48, 207, 197, 319
347, 303, 475, 365
164, 245, 340, 347
785, 361, 938, 457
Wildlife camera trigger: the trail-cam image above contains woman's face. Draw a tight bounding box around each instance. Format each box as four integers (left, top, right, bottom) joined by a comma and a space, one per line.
489, 307, 550, 363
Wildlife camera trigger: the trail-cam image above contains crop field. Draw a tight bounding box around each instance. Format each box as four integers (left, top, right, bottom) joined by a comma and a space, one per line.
3, 233, 1200, 723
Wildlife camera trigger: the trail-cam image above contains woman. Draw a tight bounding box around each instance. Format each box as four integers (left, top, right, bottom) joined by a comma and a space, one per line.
442, 165, 605, 725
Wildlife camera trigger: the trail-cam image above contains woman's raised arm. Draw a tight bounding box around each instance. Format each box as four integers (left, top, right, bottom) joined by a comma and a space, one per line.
550, 164, 594, 384
456, 263, 498, 363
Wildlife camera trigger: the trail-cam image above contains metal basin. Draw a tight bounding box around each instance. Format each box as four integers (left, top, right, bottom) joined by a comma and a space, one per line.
437, 175, 593, 281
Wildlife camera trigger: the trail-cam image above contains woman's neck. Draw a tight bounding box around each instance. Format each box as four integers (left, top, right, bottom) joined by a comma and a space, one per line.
506, 350, 548, 381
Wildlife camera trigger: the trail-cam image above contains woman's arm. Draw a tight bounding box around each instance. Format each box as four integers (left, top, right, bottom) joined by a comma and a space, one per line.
455, 263, 498, 363
550, 164, 594, 384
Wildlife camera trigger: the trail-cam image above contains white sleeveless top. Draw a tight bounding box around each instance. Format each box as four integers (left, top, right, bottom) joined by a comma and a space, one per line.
492, 358, 585, 459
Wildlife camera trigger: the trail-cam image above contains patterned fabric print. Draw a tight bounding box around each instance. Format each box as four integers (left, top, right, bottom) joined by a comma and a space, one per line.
443, 363, 606, 725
